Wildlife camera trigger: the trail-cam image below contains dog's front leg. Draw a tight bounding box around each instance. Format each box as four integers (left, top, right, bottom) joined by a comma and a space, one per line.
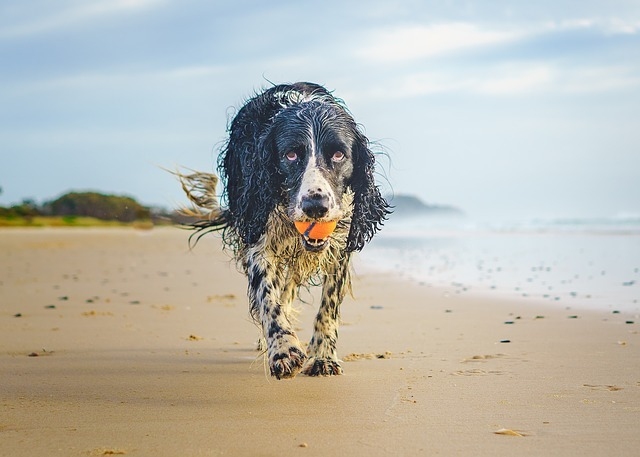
247, 251, 306, 379
303, 253, 351, 376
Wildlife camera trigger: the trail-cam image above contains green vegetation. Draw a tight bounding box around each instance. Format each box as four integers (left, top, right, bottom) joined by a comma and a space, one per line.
45, 191, 150, 221
0, 215, 156, 228
0, 191, 171, 228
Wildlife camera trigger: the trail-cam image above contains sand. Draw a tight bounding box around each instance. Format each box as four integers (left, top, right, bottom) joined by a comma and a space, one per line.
1, 228, 639, 456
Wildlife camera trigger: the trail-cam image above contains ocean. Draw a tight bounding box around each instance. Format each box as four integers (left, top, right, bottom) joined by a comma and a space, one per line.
358, 214, 640, 313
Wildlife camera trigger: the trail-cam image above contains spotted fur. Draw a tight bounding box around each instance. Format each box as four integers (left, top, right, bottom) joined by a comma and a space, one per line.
178, 82, 390, 379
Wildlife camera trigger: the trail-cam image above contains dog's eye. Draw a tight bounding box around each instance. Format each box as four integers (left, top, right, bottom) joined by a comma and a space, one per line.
285, 151, 298, 161
331, 151, 345, 162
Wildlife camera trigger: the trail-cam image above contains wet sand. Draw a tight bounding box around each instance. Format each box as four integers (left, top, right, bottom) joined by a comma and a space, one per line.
1, 228, 639, 456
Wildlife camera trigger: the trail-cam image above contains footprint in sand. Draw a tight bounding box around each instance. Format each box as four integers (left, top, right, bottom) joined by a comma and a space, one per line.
582, 384, 624, 391
452, 369, 506, 376
460, 354, 505, 363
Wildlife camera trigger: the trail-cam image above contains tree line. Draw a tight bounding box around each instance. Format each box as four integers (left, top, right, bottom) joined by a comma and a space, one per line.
0, 191, 157, 222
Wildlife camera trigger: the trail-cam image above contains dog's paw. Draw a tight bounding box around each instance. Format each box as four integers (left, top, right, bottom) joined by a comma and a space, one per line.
302, 357, 343, 377
268, 336, 307, 380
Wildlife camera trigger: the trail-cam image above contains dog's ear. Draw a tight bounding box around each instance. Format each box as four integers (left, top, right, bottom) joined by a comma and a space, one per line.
220, 126, 281, 247
346, 132, 391, 252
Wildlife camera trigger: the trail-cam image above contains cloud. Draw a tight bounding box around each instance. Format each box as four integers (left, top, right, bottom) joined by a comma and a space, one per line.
602, 18, 640, 35
355, 16, 640, 65
367, 65, 552, 98
560, 65, 640, 93
475, 65, 554, 94
0, 0, 165, 39
357, 22, 521, 63
476, 64, 640, 96
346, 16, 640, 100
544, 17, 640, 35
6, 64, 226, 96
347, 61, 640, 101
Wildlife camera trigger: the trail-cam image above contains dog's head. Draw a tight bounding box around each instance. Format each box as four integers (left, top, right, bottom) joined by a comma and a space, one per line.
267, 101, 355, 251
222, 83, 390, 252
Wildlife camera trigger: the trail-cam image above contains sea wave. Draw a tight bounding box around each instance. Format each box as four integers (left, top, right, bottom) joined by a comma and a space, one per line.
360, 214, 640, 312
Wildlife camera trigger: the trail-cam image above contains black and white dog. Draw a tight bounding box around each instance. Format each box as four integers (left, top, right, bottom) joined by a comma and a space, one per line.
179, 82, 390, 379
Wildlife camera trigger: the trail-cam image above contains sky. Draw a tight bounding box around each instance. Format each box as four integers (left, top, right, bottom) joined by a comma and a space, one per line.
1, 0, 639, 221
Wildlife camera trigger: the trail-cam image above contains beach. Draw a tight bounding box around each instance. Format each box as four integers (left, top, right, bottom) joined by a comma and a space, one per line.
1, 227, 639, 456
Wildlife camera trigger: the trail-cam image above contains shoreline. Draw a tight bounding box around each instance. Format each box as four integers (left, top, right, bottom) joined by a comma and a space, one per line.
361, 226, 640, 314
1, 227, 639, 456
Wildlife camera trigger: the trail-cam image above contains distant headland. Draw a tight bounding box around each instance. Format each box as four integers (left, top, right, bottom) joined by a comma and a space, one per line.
387, 194, 465, 218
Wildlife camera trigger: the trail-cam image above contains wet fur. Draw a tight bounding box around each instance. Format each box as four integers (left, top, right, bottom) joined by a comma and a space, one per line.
178, 82, 390, 379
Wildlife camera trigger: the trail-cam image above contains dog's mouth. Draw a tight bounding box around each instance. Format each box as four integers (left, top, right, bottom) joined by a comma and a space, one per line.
300, 234, 330, 252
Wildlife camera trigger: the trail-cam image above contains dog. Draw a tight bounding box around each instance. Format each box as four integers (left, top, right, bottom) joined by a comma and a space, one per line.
178, 82, 390, 379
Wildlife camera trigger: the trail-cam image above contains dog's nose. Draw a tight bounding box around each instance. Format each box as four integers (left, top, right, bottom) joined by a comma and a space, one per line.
301, 194, 329, 219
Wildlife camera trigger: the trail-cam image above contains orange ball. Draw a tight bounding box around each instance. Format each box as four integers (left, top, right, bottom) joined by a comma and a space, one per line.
294, 220, 337, 239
